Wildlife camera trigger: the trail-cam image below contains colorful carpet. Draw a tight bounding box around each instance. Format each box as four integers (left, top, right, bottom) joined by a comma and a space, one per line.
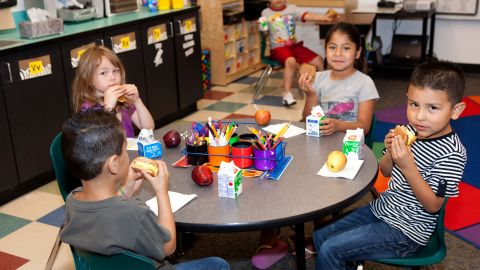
373, 96, 480, 248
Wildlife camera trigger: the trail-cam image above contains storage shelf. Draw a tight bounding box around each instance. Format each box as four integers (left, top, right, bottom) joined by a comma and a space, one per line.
198, 0, 261, 85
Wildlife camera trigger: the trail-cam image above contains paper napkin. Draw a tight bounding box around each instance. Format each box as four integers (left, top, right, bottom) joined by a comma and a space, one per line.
146, 191, 197, 214
317, 160, 364, 180
126, 138, 138, 151
263, 123, 306, 138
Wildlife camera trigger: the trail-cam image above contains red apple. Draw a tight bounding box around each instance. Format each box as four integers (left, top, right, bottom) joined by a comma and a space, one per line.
163, 130, 181, 148
255, 110, 271, 126
191, 165, 213, 186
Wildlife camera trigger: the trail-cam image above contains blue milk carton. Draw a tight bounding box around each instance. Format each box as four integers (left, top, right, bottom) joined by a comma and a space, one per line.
137, 129, 162, 158
306, 105, 326, 137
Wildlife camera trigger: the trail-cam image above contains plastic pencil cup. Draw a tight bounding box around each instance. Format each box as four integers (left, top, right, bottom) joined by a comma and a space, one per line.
231, 142, 253, 168
229, 133, 239, 146
253, 148, 277, 170
186, 143, 208, 165
208, 144, 231, 166
239, 133, 257, 142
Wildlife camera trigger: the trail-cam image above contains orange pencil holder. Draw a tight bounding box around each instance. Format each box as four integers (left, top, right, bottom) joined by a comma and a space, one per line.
208, 144, 231, 166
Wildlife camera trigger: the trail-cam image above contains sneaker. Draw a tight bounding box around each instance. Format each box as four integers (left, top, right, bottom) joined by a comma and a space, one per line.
282, 92, 297, 106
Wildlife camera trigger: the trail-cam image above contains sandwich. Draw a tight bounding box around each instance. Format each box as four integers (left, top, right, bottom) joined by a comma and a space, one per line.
131, 157, 159, 176
118, 96, 127, 103
326, 9, 339, 18
394, 125, 416, 146
298, 63, 317, 84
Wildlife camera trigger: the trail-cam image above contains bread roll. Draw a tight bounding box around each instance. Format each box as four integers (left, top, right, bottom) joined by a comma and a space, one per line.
118, 96, 127, 103
326, 9, 338, 17
132, 157, 159, 176
394, 125, 416, 146
298, 63, 317, 84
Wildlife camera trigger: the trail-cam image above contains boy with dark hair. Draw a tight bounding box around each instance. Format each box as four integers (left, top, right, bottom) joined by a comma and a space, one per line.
312, 60, 467, 270
60, 110, 230, 270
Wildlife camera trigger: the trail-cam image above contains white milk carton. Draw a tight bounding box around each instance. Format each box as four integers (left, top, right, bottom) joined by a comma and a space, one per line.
218, 161, 243, 198
342, 128, 365, 160
306, 105, 326, 137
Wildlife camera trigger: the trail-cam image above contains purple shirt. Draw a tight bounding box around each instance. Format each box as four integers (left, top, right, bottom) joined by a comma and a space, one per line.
81, 102, 136, 138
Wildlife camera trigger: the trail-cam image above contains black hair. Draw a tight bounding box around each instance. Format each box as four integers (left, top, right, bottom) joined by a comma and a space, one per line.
61, 110, 125, 181
324, 22, 367, 73
408, 60, 465, 104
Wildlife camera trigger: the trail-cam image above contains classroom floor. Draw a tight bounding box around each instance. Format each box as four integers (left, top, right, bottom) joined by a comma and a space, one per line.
1, 68, 479, 270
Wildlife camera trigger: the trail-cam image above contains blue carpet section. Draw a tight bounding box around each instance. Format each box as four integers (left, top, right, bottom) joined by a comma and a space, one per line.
372, 121, 395, 143
235, 76, 259, 85
254, 95, 283, 106
37, 206, 65, 228
452, 115, 480, 189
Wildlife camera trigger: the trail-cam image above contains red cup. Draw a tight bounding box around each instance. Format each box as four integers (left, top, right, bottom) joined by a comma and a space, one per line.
231, 142, 253, 168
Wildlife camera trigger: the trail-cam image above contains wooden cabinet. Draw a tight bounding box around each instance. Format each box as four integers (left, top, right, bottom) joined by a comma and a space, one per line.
140, 18, 178, 120
0, 83, 18, 195
197, 0, 263, 85
0, 7, 202, 203
0, 44, 70, 185
173, 11, 203, 109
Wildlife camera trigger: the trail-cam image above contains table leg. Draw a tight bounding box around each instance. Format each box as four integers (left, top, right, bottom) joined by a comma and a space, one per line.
295, 223, 306, 270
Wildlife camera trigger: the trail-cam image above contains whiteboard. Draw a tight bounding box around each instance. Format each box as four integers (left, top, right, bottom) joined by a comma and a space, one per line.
437, 0, 478, 15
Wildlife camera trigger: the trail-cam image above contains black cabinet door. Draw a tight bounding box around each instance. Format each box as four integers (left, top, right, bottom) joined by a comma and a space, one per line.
0, 44, 70, 183
173, 11, 203, 109
140, 18, 178, 122
104, 25, 147, 103
0, 83, 19, 193
60, 33, 103, 114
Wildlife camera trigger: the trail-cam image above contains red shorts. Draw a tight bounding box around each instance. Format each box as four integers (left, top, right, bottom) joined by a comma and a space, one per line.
270, 41, 318, 65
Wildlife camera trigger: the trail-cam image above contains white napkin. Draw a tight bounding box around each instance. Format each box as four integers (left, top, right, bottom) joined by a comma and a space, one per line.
317, 160, 364, 180
126, 138, 138, 151
146, 191, 197, 214
262, 123, 306, 138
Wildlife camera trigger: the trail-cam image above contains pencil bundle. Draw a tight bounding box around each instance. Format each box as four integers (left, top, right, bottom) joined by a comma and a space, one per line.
185, 121, 207, 146
247, 121, 290, 150
207, 117, 237, 147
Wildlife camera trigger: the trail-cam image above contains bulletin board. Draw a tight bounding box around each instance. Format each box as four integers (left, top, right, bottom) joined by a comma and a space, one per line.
437, 0, 478, 16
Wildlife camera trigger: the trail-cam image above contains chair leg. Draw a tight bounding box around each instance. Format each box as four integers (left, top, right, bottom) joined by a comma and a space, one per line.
45, 230, 63, 270
251, 65, 273, 103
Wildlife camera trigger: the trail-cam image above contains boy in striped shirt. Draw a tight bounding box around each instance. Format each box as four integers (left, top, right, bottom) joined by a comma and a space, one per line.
312, 60, 467, 270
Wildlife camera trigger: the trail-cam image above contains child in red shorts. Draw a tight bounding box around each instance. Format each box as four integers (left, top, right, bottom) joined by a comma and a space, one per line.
260, 0, 337, 106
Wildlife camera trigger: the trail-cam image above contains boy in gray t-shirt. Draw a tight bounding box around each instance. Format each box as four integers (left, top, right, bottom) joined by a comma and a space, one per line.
60, 110, 229, 270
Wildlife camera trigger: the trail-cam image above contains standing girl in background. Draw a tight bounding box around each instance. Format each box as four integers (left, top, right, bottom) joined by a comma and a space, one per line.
299, 22, 379, 136
72, 46, 154, 137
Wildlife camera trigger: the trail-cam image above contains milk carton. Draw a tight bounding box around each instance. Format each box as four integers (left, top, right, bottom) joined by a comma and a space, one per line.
137, 129, 162, 158
306, 105, 326, 137
218, 161, 243, 198
342, 128, 364, 160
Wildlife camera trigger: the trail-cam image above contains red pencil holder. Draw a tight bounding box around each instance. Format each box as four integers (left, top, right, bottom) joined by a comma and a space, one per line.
231, 141, 253, 168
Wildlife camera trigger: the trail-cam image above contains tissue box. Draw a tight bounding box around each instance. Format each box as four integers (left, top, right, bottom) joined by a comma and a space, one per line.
19, 18, 63, 39
306, 114, 325, 137
137, 140, 162, 159
218, 161, 243, 198
342, 129, 364, 160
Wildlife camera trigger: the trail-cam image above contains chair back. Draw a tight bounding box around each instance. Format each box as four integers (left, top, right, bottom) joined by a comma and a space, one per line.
260, 33, 281, 68
74, 248, 157, 270
49, 133, 82, 201
364, 114, 376, 149
374, 198, 448, 267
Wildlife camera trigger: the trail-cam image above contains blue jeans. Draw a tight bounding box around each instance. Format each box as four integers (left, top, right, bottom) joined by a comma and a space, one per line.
176, 256, 230, 270
313, 204, 422, 270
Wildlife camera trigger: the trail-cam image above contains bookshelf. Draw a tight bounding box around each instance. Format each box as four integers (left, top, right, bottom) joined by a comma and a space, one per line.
197, 0, 264, 85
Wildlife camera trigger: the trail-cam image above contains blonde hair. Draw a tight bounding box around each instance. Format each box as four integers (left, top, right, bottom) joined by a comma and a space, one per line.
72, 46, 126, 112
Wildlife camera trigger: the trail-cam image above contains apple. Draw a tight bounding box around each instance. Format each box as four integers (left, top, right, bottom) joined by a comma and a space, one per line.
255, 110, 271, 126
163, 130, 181, 148
326, 151, 347, 172
191, 165, 213, 186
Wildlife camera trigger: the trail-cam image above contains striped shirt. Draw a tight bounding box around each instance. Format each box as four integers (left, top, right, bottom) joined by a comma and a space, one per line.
370, 126, 467, 245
